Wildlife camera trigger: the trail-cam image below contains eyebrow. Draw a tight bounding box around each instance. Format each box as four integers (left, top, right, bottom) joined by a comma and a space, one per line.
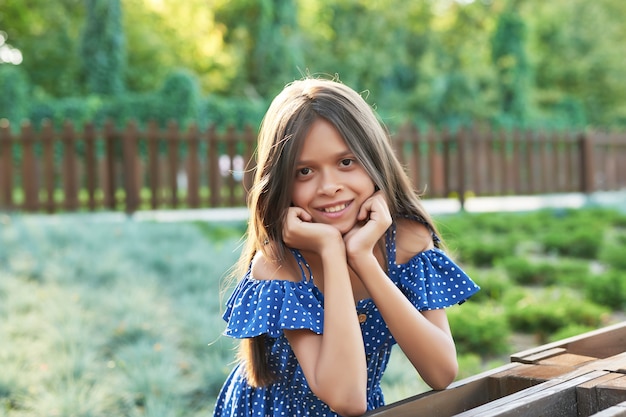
296, 150, 355, 166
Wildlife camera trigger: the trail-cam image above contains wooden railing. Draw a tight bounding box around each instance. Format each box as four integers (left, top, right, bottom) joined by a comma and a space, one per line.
1, 119, 625, 213
365, 322, 626, 416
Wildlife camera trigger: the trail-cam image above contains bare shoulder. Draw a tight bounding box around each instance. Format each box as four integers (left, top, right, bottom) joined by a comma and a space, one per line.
251, 250, 302, 282
394, 217, 435, 264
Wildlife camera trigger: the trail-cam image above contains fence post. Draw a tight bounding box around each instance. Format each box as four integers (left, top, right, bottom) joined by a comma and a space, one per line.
62, 121, 79, 211
457, 127, 467, 210
122, 121, 140, 214
103, 121, 117, 210
21, 121, 38, 211
186, 123, 200, 208
578, 132, 594, 194
41, 120, 56, 213
166, 121, 179, 208
0, 119, 14, 210
208, 125, 220, 207
84, 122, 98, 211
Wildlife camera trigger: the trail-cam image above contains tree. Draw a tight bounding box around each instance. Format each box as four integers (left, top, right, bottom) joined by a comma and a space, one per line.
80, 0, 125, 95
491, 3, 531, 126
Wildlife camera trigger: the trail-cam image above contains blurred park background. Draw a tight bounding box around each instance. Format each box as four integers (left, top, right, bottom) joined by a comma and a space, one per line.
1, 0, 626, 416
1, 0, 626, 129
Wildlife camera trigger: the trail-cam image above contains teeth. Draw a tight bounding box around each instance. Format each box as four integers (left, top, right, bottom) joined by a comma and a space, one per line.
323, 203, 347, 213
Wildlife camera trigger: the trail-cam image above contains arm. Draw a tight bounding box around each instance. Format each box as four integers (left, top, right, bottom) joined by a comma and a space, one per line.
344, 196, 457, 390
350, 257, 457, 389
282, 207, 368, 416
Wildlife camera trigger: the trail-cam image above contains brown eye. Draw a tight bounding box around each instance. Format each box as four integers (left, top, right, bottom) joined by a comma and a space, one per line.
297, 167, 311, 176
340, 158, 354, 167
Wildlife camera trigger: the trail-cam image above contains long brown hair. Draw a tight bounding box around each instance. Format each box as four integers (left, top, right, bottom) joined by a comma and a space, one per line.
231, 76, 442, 387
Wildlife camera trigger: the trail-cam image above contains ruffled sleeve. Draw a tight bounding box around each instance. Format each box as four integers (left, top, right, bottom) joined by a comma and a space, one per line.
390, 248, 480, 311
222, 272, 324, 339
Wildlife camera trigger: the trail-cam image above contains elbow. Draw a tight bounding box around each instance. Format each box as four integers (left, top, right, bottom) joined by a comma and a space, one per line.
327, 399, 367, 417
425, 360, 458, 391
324, 388, 367, 417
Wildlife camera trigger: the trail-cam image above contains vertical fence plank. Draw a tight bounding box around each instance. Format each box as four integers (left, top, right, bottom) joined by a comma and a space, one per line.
0, 120, 14, 209
498, 128, 510, 195
146, 121, 160, 210
224, 125, 236, 207
123, 121, 140, 213
186, 123, 200, 208
427, 127, 444, 197
84, 123, 98, 211
21, 122, 38, 211
62, 121, 79, 211
457, 127, 467, 209
103, 121, 117, 210
166, 121, 179, 208
579, 132, 594, 193
208, 125, 220, 207
242, 125, 256, 200
41, 121, 56, 213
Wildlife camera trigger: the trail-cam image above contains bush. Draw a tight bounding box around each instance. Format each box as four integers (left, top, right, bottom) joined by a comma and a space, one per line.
584, 269, 626, 310
462, 267, 511, 302
0, 65, 30, 124
498, 256, 590, 287
505, 287, 609, 339
599, 239, 626, 271
448, 301, 511, 356
450, 235, 515, 267
541, 227, 603, 259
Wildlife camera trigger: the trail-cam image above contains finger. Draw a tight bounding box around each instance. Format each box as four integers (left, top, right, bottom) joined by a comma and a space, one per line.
290, 206, 313, 222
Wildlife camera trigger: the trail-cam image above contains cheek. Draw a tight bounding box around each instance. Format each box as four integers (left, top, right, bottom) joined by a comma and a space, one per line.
290, 182, 308, 207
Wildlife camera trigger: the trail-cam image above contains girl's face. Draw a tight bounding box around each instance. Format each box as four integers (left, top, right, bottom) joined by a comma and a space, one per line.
291, 118, 376, 235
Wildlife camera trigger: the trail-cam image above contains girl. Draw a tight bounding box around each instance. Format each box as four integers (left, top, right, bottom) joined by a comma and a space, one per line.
213, 77, 480, 417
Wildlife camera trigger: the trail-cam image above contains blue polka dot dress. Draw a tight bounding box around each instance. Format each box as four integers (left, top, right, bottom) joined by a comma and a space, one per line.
213, 221, 480, 416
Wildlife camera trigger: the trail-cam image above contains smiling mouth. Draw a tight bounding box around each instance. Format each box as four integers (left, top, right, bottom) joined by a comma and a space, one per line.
321, 202, 349, 213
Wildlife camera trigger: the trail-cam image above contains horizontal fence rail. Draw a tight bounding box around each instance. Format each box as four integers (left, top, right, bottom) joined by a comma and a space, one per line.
0, 120, 625, 213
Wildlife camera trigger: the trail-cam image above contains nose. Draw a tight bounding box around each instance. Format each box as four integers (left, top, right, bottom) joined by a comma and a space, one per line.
319, 170, 343, 196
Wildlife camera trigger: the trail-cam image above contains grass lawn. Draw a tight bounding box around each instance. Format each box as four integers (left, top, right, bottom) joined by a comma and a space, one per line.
1, 205, 625, 415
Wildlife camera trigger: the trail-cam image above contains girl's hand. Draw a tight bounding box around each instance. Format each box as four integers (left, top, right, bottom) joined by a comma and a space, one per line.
282, 206, 343, 255
343, 191, 392, 261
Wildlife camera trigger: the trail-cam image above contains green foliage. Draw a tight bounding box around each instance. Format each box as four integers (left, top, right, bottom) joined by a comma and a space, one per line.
0, 216, 243, 415
448, 301, 511, 355
548, 324, 597, 343
80, 0, 126, 96
3, 0, 626, 127
505, 288, 609, 338
0, 65, 29, 123
200, 95, 268, 130
462, 267, 510, 302
584, 269, 626, 310
449, 234, 515, 267
498, 256, 589, 286
490, 6, 530, 126
158, 70, 201, 124
541, 228, 603, 259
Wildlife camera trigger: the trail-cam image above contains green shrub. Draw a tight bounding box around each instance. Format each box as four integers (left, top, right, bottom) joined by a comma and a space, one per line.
541, 227, 603, 259
498, 256, 590, 287
448, 301, 511, 356
450, 235, 515, 267
0, 65, 30, 124
584, 269, 626, 310
599, 240, 626, 271
548, 324, 597, 343
506, 288, 609, 339
463, 267, 510, 302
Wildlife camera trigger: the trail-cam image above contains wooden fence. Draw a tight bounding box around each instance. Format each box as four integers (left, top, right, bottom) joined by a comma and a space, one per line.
1, 119, 625, 213
364, 321, 626, 416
